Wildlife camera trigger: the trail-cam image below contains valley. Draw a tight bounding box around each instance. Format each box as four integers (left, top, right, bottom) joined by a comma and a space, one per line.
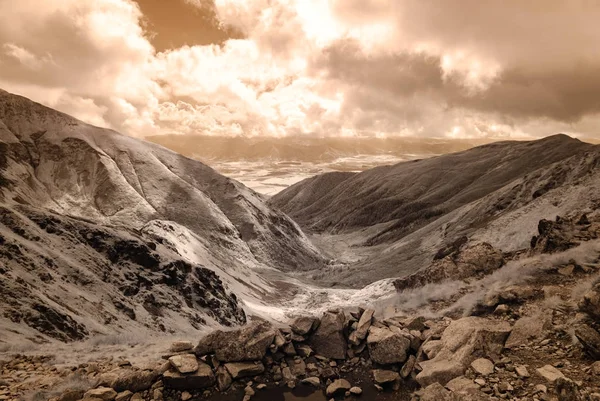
2, 90, 600, 401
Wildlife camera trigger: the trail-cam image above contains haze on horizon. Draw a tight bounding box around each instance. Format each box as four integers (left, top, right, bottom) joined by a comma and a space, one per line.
1, 0, 600, 141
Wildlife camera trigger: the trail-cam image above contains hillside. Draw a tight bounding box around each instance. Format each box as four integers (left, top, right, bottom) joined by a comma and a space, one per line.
0, 89, 325, 344
271, 135, 600, 286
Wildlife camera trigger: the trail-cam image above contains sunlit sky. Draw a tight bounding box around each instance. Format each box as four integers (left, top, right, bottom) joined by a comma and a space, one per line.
2, 0, 600, 139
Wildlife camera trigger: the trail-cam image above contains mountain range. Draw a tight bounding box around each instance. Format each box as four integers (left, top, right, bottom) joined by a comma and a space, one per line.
2, 88, 600, 347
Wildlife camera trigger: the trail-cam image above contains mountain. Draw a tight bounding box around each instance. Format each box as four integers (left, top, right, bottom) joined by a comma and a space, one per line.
146, 135, 491, 163
271, 134, 600, 286
0, 89, 325, 344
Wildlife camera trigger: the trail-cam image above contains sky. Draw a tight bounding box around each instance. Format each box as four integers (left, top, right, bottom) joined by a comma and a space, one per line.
1, 0, 600, 139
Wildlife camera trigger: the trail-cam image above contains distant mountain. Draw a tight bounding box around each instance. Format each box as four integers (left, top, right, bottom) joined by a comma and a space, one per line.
0, 90, 325, 344
271, 134, 600, 286
146, 134, 491, 163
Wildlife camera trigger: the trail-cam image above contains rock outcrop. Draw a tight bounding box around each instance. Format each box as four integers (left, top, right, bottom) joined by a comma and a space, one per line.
416, 317, 511, 387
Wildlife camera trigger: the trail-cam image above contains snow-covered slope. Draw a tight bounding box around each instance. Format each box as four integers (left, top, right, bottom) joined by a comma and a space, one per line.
0, 89, 325, 344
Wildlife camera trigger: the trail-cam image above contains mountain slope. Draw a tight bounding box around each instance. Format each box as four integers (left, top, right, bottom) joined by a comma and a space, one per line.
271, 135, 600, 286
271, 135, 593, 243
0, 89, 325, 343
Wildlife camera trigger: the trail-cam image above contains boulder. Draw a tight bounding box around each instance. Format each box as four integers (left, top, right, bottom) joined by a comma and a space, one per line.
401, 355, 416, 379
114, 391, 133, 401
99, 368, 159, 393
194, 321, 276, 362
555, 377, 583, 401
301, 377, 321, 387
417, 383, 460, 401
574, 324, 600, 359
470, 359, 494, 376
372, 369, 400, 384
416, 317, 511, 387
58, 389, 85, 401
536, 365, 565, 382
350, 387, 363, 395
224, 362, 265, 379
445, 376, 479, 393
309, 310, 347, 359
291, 316, 319, 335
367, 326, 411, 365
326, 379, 351, 397
349, 309, 374, 345
170, 341, 193, 353
216, 366, 232, 391
83, 387, 118, 401
579, 284, 600, 320
505, 313, 550, 349
296, 344, 313, 358
168, 354, 198, 374
163, 362, 215, 390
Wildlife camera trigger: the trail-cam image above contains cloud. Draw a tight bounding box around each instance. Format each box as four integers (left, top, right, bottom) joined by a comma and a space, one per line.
1, 0, 600, 139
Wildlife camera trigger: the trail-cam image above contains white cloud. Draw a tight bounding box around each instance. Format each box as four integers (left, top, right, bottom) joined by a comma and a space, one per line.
1, 0, 600, 139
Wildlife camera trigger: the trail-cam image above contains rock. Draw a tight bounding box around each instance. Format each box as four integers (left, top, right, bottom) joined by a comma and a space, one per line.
350, 387, 362, 395
163, 362, 215, 390
367, 326, 410, 365
282, 366, 294, 381
301, 377, 321, 387
574, 324, 600, 359
404, 316, 428, 331
400, 355, 416, 379
168, 355, 199, 374
291, 316, 319, 335
180, 392, 192, 401
194, 321, 276, 362
470, 359, 494, 376
114, 391, 133, 401
579, 284, 600, 320
416, 317, 511, 387
591, 361, 600, 375
555, 377, 583, 401
349, 309, 374, 345
225, 362, 265, 379
326, 379, 351, 397
416, 383, 460, 401
273, 330, 286, 350
395, 243, 504, 291
216, 366, 232, 391
493, 304, 510, 315
319, 366, 337, 380
505, 313, 550, 349
309, 310, 347, 359
57, 383, 85, 401
296, 344, 313, 358
291, 359, 307, 377
536, 365, 565, 382
515, 365, 530, 378
59, 389, 86, 401
421, 340, 443, 359
130, 395, 143, 401
372, 370, 400, 384
282, 342, 296, 356
83, 387, 118, 401
170, 341, 193, 353
446, 376, 479, 393
244, 386, 255, 396
99, 369, 159, 393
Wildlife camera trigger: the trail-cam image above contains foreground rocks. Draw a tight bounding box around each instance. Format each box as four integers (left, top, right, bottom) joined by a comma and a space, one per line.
416, 317, 511, 387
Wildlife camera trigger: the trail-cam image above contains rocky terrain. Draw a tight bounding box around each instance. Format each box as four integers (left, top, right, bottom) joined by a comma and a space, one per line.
3, 89, 600, 401
0, 89, 326, 345
271, 134, 600, 287
6, 224, 600, 401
